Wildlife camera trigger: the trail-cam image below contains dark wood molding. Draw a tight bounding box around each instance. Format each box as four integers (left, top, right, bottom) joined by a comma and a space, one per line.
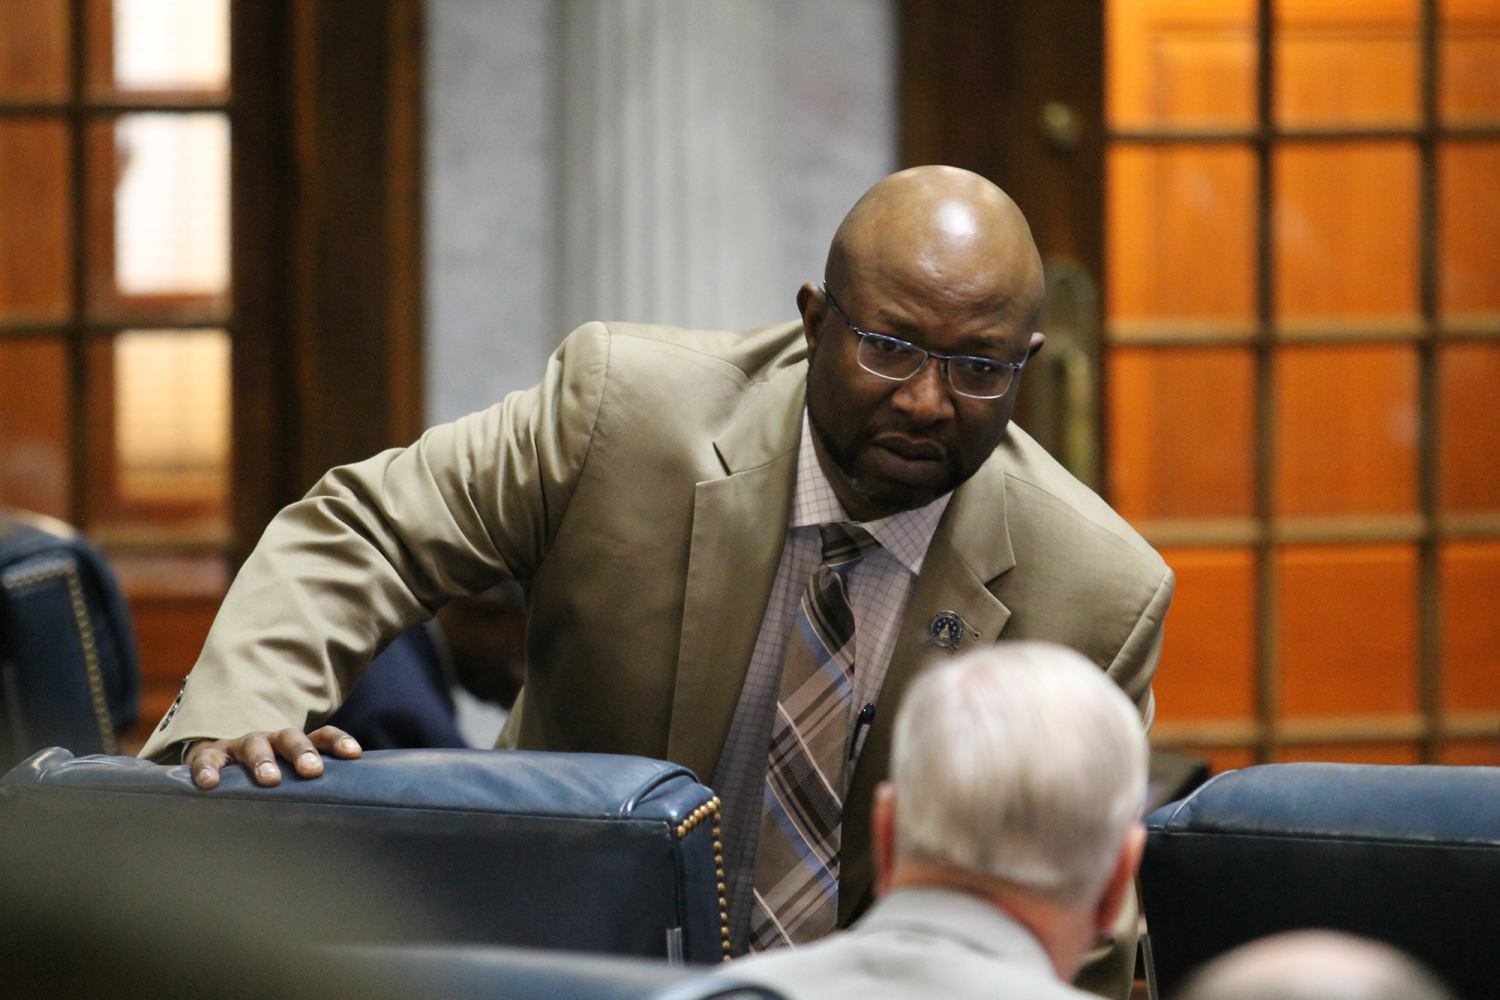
899, 0, 1104, 275
898, 0, 1107, 487
230, 0, 424, 567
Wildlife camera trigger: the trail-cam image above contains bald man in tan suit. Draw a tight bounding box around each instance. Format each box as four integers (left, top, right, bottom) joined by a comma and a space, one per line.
142, 167, 1171, 996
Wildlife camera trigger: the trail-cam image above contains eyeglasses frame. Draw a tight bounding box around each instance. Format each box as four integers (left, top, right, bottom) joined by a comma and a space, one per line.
819, 285, 1028, 401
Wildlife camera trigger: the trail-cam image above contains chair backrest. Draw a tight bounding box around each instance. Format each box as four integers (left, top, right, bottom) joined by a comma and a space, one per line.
1141, 762, 1500, 1000
2, 746, 729, 964
0, 511, 139, 768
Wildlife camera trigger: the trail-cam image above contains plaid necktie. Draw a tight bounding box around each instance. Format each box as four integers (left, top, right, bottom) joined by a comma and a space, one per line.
749, 521, 881, 950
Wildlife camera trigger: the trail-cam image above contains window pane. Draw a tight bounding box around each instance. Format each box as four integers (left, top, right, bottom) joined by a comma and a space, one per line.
0, 120, 70, 323
0, 336, 69, 519
1277, 543, 1418, 718
1439, 142, 1500, 324
86, 112, 230, 319
1441, 0, 1500, 124
1278, 742, 1419, 764
1275, 143, 1419, 326
1107, 0, 1257, 129
0, 0, 69, 100
1440, 342, 1500, 512
1276, 0, 1419, 127
114, 329, 229, 504
1107, 144, 1256, 330
1441, 540, 1500, 714
84, 0, 229, 98
1109, 347, 1256, 518
1151, 546, 1257, 721
1275, 344, 1418, 516
83, 329, 229, 533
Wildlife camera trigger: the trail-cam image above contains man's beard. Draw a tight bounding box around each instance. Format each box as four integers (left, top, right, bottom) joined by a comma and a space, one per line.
808, 408, 978, 518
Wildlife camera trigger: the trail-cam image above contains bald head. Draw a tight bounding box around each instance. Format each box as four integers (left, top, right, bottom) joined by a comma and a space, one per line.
1176, 932, 1453, 1000
797, 166, 1048, 521
826, 165, 1044, 332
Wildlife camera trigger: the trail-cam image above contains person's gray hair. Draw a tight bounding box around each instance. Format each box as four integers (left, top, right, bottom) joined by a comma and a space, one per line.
890, 641, 1148, 903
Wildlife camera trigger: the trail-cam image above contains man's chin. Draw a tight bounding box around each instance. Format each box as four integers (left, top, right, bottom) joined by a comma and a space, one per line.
844, 468, 948, 519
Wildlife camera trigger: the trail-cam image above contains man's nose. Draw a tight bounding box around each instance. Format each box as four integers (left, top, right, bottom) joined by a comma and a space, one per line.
890, 358, 954, 423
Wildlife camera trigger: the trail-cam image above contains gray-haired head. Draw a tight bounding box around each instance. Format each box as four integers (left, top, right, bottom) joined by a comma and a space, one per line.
1174, 931, 1453, 1000
890, 641, 1148, 903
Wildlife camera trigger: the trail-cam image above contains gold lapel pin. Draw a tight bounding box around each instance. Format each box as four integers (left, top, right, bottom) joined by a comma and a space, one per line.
924, 610, 975, 651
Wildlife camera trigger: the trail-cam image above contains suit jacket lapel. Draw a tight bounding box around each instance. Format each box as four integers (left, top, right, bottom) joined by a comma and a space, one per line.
838, 456, 1016, 924
667, 364, 806, 783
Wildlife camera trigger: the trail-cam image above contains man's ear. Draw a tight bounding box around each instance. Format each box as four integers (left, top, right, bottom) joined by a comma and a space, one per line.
1093, 822, 1145, 936
872, 781, 898, 898
798, 282, 825, 354
1027, 331, 1046, 359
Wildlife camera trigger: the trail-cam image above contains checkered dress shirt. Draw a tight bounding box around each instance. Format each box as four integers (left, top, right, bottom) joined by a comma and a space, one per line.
715, 411, 950, 954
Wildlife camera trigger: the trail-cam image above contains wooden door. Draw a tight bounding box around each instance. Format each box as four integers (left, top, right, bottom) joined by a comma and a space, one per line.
900, 0, 1500, 770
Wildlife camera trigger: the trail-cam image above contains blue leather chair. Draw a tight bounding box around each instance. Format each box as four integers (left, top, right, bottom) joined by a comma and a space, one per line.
0, 793, 774, 1000
0, 510, 139, 768
2, 746, 730, 964
1140, 763, 1500, 1000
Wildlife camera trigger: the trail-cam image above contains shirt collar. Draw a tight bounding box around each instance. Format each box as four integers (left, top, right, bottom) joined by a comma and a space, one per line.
791, 411, 951, 576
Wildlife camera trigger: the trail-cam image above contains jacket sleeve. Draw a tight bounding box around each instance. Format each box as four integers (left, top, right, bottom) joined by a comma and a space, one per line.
1106, 566, 1174, 732
140, 324, 612, 761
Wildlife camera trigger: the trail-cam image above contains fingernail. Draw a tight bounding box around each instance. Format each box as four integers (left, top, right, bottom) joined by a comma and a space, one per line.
256, 761, 277, 781
197, 768, 213, 784
299, 750, 320, 769
339, 738, 358, 752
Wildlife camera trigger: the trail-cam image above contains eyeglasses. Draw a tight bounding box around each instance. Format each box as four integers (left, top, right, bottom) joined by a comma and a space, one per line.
821, 286, 1027, 400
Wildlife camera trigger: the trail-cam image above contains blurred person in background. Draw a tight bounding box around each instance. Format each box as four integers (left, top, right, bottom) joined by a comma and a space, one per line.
1173, 931, 1454, 1000
328, 581, 527, 750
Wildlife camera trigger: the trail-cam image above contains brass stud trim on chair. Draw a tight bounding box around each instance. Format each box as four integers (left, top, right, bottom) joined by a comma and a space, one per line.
674, 795, 731, 962
2, 559, 117, 755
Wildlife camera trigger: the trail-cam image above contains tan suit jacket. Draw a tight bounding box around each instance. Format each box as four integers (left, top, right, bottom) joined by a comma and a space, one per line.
142, 319, 1173, 925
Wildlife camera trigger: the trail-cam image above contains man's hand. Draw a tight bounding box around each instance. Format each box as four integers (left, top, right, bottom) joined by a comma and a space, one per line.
186, 726, 362, 790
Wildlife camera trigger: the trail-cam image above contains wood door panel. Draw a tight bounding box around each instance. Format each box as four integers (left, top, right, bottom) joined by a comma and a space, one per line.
1441, 540, 1500, 713
1439, 142, 1500, 321
1107, 144, 1257, 325
1274, 142, 1419, 323
1109, 347, 1256, 518
1275, 344, 1419, 516
1440, 342, 1500, 512
1438, 740, 1500, 765
1275, 0, 1419, 127
1107, 0, 1257, 128
1277, 543, 1419, 719
1152, 546, 1258, 722
1441, 0, 1500, 124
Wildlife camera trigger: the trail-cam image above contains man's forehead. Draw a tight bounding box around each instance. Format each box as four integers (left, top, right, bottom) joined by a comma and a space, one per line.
843, 263, 1034, 332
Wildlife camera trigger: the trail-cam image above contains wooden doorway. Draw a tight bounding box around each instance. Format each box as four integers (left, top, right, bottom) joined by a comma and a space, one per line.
899, 0, 1500, 771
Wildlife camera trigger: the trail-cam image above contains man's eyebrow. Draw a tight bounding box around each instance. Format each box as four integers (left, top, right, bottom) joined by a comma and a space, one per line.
871, 312, 1015, 353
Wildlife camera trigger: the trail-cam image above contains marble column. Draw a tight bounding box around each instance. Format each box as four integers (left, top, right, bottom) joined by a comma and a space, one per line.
559, 0, 782, 334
